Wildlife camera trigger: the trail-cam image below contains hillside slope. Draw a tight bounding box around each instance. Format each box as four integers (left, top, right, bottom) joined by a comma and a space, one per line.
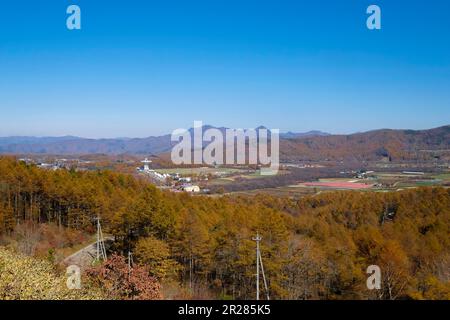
280, 125, 450, 161
0, 125, 448, 162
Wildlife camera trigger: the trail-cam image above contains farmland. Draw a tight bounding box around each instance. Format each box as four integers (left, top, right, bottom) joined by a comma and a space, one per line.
226, 168, 450, 197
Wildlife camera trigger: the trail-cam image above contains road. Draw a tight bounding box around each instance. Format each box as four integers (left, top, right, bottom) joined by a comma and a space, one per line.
61, 236, 114, 270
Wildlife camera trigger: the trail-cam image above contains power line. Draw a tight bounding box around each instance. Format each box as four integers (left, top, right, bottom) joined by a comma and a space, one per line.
259, 249, 270, 300
253, 233, 261, 300
95, 217, 107, 262
252, 232, 269, 300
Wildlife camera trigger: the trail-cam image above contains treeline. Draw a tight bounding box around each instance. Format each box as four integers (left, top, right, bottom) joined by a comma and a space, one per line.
209, 166, 351, 193
0, 157, 449, 299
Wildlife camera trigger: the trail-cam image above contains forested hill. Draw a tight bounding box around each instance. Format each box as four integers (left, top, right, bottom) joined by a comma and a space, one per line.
0, 126, 448, 161
280, 125, 450, 161
0, 157, 449, 299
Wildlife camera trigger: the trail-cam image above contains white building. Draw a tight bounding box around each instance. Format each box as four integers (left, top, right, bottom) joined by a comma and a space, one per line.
137, 158, 169, 182
180, 184, 200, 193
141, 158, 152, 171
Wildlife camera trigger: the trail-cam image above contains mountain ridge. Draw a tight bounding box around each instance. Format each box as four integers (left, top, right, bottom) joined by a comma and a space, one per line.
0, 125, 448, 162
280, 125, 450, 161
0, 125, 328, 155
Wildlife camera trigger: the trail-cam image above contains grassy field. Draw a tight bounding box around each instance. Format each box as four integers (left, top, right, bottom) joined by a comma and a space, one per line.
432, 173, 450, 181
229, 186, 316, 197
156, 167, 247, 175
396, 180, 443, 188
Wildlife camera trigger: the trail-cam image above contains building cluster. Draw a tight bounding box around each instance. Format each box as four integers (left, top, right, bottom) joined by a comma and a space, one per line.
136, 158, 201, 193
20, 158, 82, 171
354, 169, 375, 179
137, 158, 170, 181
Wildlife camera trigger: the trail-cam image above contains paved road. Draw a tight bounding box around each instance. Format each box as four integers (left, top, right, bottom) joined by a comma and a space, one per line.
62, 236, 114, 270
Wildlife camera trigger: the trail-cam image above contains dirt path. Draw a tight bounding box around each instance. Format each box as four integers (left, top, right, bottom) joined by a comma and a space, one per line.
61, 236, 114, 270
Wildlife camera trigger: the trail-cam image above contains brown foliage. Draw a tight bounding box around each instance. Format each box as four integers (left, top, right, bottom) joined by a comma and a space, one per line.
86, 254, 162, 300
0, 157, 449, 300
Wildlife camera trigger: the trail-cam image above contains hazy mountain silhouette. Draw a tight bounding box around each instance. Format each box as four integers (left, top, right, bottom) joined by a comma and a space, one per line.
0, 125, 448, 162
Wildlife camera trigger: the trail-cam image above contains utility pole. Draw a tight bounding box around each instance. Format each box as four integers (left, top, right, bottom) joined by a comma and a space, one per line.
95, 217, 107, 261
253, 232, 262, 300
259, 249, 270, 300
252, 232, 270, 301
96, 217, 100, 260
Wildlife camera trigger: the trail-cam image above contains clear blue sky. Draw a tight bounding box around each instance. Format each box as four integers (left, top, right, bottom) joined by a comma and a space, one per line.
0, 0, 449, 138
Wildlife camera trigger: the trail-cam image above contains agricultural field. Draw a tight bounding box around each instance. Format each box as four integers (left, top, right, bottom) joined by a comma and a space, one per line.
227, 169, 450, 197
206, 168, 291, 188
432, 172, 450, 182
229, 185, 317, 197
156, 167, 248, 176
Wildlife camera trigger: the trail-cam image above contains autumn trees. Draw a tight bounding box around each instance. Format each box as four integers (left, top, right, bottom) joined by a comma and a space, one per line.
0, 157, 147, 230
86, 254, 162, 300
0, 157, 449, 300
134, 236, 179, 279
290, 188, 450, 299
0, 202, 13, 234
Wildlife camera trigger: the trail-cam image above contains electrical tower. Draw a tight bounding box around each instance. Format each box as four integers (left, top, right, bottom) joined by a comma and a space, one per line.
252, 232, 269, 300
95, 217, 107, 261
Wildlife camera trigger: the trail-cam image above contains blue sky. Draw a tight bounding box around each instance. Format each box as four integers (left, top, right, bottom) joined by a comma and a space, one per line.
0, 0, 449, 138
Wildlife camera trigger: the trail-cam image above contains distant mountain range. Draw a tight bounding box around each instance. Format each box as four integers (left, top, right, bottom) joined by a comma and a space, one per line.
280, 130, 330, 139
0, 134, 173, 155
0, 125, 449, 162
0, 126, 329, 155
280, 125, 450, 162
